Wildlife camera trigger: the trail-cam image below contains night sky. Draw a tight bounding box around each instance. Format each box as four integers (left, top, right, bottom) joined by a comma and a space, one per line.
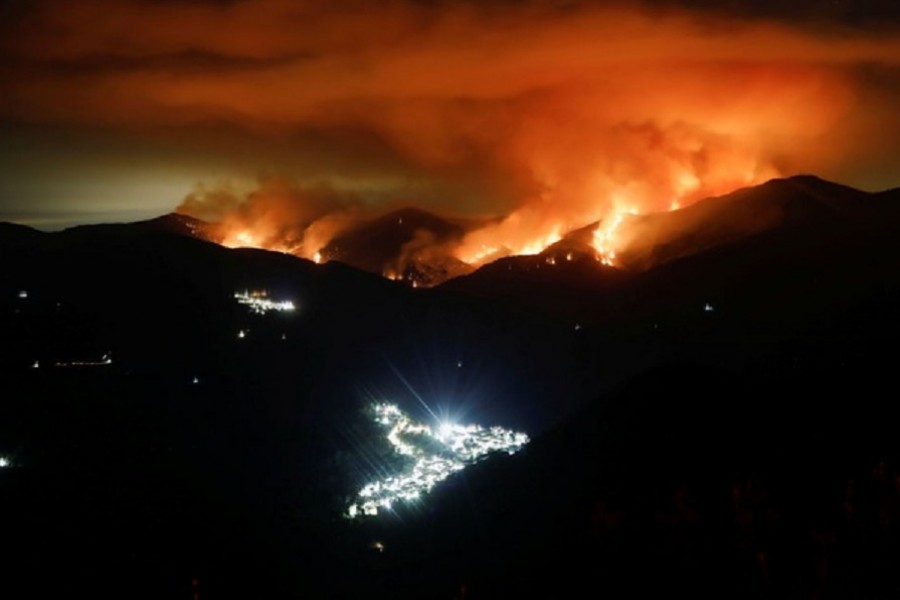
1, 0, 899, 230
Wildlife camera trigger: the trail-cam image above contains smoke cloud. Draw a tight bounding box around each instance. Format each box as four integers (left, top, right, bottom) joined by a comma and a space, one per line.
3, 0, 900, 270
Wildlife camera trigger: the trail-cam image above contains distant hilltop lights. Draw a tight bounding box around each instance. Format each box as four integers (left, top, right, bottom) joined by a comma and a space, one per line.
348, 403, 529, 518
234, 290, 296, 315
53, 352, 112, 368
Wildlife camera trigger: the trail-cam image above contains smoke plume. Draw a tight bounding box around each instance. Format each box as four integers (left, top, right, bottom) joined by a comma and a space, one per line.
3, 0, 900, 273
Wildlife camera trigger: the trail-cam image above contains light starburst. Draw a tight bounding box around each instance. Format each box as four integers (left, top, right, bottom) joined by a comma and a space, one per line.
348, 403, 529, 518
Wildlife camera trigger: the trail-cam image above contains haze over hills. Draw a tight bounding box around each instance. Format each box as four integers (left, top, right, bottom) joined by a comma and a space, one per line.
3, 174, 900, 598
176, 174, 900, 289
320, 207, 476, 286
13, 174, 892, 292
8, 174, 900, 326
611, 174, 899, 270
440, 175, 900, 319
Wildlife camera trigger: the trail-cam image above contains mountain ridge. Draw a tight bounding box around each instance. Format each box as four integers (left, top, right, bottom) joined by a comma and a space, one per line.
3, 173, 900, 598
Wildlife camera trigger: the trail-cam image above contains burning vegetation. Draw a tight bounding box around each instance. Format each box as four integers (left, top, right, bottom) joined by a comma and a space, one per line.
188, 168, 777, 286
130, 2, 898, 285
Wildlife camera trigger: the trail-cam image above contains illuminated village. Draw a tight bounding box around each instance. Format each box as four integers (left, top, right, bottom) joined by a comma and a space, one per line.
234, 290, 296, 314
348, 403, 529, 518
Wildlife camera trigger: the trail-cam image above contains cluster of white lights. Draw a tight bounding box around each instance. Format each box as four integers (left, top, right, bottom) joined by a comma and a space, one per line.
234, 290, 296, 315
54, 353, 113, 368
348, 403, 529, 518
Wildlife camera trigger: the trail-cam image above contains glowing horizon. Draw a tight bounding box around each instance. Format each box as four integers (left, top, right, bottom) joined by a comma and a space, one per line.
2, 1, 900, 261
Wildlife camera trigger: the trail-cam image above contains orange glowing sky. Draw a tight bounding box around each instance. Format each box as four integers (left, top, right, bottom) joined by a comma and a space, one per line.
1, 0, 899, 242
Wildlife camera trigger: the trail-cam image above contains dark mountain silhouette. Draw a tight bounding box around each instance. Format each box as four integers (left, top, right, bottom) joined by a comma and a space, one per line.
321, 207, 476, 286
442, 175, 900, 321
0, 221, 44, 244
61, 212, 212, 240
2, 175, 900, 598
616, 174, 890, 271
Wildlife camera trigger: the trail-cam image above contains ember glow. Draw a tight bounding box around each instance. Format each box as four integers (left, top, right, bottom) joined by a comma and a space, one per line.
348, 403, 529, 518
220, 229, 298, 256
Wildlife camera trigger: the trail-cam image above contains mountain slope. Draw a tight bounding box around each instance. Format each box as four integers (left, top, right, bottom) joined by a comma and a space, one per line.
3, 175, 900, 598
617, 175, 885, 271
321, 207, 475, 285
61, 212, 211, 240
441, 176, 900, 322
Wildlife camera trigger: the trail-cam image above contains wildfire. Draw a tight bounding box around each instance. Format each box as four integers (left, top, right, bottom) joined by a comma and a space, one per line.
220, 227, 298, 255
222, 230, 257, 248
456, 220, 564, 266
520, 228, 563, 257
6, 0, 883, 285
463, 244, 501, 265
592, 205, 639, 266
594, 211, 625, 266
188, 145, 778, 280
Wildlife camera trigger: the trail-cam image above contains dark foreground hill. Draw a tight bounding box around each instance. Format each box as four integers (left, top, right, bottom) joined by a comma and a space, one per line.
1, 175, 900, 598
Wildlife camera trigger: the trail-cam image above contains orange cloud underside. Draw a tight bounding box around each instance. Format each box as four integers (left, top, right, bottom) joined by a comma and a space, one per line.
3, 0, 899, 267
